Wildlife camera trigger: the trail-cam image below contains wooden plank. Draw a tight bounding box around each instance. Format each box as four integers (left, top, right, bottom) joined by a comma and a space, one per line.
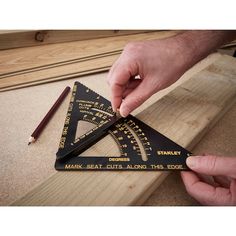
0, 50, 122, 79
0, 68, 110, 92
0, 53, 120, 91
0, 31, 179, 77
0, 30, 152, 50
12, 55, 236, 206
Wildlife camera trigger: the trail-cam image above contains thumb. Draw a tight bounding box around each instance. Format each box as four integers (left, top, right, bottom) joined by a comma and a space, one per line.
119, 81, 152, 117
186, 155, 236, 178
107, 55, 139, 112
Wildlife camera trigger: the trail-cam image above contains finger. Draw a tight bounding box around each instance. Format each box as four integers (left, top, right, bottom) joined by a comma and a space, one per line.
119, 81, 152, 117
110, 77, 141, 111
107, 55, 139, 112
122, 79, 142, 98
197, 173, 219, 187
186, 156, 236, 178
126, 78, 142, 89
110, 82, 125, 112
181, 171, 234, 205
213, 176, 231, 188
107, 59, 127, 111
123, 79, 141, 95
122, 88, 133, 98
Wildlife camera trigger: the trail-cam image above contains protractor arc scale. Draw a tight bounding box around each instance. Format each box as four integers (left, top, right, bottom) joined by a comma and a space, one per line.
55, 82, 192, 171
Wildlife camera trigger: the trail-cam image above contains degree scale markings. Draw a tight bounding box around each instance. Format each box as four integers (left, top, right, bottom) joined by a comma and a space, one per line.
75, 99, 146, 159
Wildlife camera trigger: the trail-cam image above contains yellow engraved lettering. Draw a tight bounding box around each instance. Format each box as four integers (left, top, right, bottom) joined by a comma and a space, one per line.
80, 110, 93, 115
65, 114, 71, 125
106, 164, 123, 169
167, 165, 183, 169
127, 165, 147, 169
59, 137, 66, 148
62, 127, 68, 135
87, 164, 102, 169
68, 103, 73, 112
109, 157, 130, 162
157, 151, 181, 156
65, 164, 82, 169
150, 164, 164, 169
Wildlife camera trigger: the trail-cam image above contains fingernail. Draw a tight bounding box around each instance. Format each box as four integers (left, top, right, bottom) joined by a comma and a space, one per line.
186, 156, 198, 169
120, 106, 129, 117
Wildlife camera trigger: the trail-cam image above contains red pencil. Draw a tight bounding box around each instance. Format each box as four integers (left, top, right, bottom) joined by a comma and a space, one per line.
28, 86, 71, 145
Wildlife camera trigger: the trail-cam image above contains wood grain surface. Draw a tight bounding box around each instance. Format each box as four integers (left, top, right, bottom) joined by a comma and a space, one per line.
0, 53, 120, 91
0, 30, 151, 50
0, 31, 181, 92
0, 30, 234, 51
0, 52, 221, 207
10, 54, 236, 206
144, 103, 236, 206
0, 31, 178, 78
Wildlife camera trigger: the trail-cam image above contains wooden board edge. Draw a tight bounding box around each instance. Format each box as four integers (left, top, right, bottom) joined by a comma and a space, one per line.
0, 67, 110, 92
0, 30, 157, 50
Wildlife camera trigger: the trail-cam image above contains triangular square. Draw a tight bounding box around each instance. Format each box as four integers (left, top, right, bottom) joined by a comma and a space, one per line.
55, 82, 191, 171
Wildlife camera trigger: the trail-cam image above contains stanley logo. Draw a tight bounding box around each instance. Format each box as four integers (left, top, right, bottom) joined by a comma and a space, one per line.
157, 151, 181, 156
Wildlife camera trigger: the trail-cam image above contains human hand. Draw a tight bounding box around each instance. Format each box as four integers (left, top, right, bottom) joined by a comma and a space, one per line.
107, 36, 194, 117
181, 155, 236, 205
